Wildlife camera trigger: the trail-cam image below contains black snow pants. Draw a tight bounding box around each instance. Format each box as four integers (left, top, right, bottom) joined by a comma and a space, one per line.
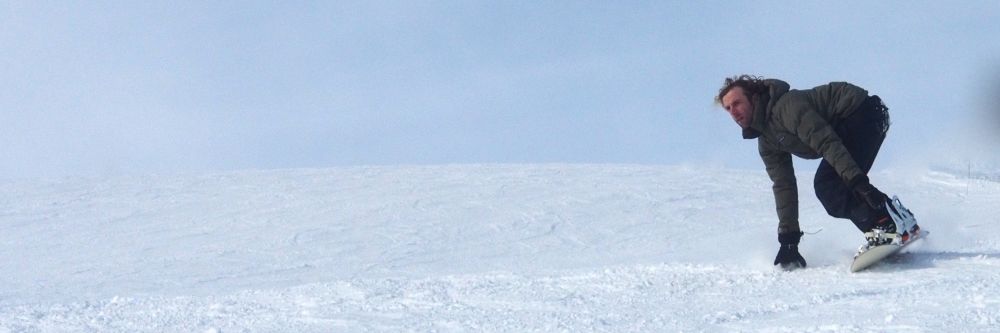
813, 95, 891, 232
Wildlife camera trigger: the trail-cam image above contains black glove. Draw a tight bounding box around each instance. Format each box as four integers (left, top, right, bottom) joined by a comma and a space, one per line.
850, 175, 889, 210
774, 231, 806, 269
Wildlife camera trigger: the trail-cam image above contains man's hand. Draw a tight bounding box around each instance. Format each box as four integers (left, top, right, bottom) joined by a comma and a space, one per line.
774, 231, 806, 269
851, 176, 889, 210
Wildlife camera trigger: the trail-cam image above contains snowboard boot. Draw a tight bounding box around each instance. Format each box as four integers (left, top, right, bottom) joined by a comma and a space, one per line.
864, 215, 896, 247
862, 199, 897, 248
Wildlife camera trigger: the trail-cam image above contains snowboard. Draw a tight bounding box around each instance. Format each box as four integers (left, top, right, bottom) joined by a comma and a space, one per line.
850, 195, 924, 273
850, 228, 926, 272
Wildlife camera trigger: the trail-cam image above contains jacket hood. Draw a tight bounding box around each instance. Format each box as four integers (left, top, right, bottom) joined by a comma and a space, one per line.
742, 79, 790, 139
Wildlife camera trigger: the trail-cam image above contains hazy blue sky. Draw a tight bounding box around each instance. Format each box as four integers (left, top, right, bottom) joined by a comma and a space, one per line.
2, 1, 999, 179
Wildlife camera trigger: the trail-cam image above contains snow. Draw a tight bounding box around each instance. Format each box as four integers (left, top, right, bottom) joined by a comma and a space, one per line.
1, 164, 998, 332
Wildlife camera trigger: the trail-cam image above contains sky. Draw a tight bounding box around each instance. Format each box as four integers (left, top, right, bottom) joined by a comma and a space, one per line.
2, 1, 999, 179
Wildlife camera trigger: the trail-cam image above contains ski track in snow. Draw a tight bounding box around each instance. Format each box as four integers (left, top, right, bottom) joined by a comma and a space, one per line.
1, 165, 998, 332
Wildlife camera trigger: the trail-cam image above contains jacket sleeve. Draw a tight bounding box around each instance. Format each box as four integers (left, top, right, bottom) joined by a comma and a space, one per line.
779, 105, 864, 185
758, 140, 799, 233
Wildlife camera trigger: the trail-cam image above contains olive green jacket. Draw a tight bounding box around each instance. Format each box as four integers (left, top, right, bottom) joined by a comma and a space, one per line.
743, 79, 870, 233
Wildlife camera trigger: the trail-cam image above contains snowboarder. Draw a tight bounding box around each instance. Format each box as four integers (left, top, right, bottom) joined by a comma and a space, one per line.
715, 75, 915, 269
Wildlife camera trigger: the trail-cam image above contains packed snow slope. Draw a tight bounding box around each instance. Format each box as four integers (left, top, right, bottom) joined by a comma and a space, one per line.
1, 164, 998, 332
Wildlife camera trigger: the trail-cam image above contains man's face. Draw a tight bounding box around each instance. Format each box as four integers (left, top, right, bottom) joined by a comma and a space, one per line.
721, 87, 752, 129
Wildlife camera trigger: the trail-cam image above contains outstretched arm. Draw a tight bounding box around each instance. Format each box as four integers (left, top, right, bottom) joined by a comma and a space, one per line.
759, 141, 798, 233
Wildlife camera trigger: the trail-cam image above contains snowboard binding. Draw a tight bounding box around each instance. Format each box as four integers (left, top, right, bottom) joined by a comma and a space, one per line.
856, 195, 921, 255
886, 195, 920, 243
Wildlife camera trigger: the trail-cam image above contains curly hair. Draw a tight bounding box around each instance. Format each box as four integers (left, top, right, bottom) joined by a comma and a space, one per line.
716, 75, 768, 105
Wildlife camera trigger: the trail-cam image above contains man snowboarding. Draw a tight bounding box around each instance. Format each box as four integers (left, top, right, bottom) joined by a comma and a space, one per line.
715, 75, 920, 270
